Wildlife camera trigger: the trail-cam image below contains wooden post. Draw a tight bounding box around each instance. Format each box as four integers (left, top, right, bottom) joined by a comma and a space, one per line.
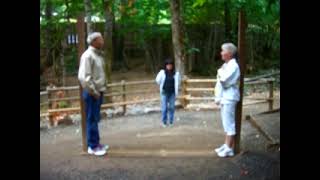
47, 88, 54, 127
182, 76, 189, 108
234, 10, 247, 154
268, 80, 274, 111
76, 14, 87, 152
121, 80, 126, 115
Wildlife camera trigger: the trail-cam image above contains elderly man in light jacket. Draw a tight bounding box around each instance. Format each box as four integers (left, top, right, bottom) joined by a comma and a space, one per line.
78, 32, 109, 156
214, 43, 240, 157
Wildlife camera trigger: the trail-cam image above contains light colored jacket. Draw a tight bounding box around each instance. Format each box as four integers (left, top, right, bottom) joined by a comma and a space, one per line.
155, 70, 180, 96
214, 58, 240, 104
78, 46, 106, 96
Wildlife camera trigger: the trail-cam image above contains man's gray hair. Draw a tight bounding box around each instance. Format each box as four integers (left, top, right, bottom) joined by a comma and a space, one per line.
221, 43, 237, 56
87, 32, 102, 45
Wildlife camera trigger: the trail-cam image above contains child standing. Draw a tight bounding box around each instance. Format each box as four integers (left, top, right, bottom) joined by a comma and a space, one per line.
155, 59, 180, 128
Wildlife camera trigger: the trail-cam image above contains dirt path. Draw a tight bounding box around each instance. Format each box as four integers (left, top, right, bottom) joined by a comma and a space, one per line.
41, 97, 280, 180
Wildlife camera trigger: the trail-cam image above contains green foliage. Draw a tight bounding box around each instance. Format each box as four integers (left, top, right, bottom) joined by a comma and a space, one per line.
58, 101, 69, 108
40, 0, 280, 76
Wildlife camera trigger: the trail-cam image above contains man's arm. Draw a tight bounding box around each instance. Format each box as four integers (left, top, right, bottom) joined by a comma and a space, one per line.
78, 55, 100, 97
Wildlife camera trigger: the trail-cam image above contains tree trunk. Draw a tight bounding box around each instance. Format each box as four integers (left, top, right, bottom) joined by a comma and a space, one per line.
224, 0, 232, 41
205, 24, 214, 64
102, 0, 114, 103
144, 45, 153, 73
45, 0, 52, 66
157, 36, 162, 69
169, 0, 186, 78
188, 41, 195, 73
84, 0, 93, 35
60, 40, 66, 86
116, 0, 129, 71
211, 25, 218, 63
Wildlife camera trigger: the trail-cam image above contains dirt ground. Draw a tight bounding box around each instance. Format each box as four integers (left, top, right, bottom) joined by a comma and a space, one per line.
40, 95, 280, 180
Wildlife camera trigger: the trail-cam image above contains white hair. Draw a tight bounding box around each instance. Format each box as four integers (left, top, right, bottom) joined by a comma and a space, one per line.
221, 43, 237, 56
87, 32, 102, 45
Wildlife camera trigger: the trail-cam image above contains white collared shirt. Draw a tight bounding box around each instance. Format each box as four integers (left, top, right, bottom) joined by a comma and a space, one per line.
78, 46, 106, 95
215, 58, 240, 104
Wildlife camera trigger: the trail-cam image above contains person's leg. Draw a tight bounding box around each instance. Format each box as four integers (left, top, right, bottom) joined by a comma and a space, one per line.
83, 90, 97, 149
168, 93, 176, 124
91, 93, 103, 146
161, 93, 168, 125
223, 103, 236, 147
226, 135, 235, 149
221, 104, 229, 145
215, 104, 228, 153
217, 102, 236, 157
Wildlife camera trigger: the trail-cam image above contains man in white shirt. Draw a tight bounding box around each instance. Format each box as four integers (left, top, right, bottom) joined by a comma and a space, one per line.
214, 43, 240, 157
78, 32, 109, 156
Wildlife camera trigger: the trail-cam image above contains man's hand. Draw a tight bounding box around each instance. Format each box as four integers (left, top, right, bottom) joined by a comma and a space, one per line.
89, 91, 100, 100
93, 93, 100, 100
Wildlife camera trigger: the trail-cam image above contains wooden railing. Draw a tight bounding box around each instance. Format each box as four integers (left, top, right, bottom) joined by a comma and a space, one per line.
40, 72, 279, 123
181, 77, 275, 110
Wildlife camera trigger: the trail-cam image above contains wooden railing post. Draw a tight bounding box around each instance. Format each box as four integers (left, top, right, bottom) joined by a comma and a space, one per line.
268, 79, 274, 111
235, 10, 247, 154
121, 80, 126, 115
76, 14, 87, 152
182, 76, 189, 108
47, 88, 54, 127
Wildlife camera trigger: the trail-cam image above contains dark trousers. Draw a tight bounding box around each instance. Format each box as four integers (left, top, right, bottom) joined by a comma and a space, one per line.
83, 90, 103, 149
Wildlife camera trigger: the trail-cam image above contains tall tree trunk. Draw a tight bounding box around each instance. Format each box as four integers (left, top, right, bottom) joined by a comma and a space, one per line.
102, 0, 114, 102
115, 0, 129, 71
205, 24, 214, 64
156, 36, 162, 69
144, 43, 154, 73
187, 41, 195, 73
84, 0, 93, 34
45, 0, 52, 67
211, 25, 218, 63
60, 40, 66, 86
169, 0, 186, 78
224, 0, 232, 41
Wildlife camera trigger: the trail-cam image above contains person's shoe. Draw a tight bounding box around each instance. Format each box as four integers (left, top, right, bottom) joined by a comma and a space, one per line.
214, 144, 227, 153
217, 146, 234, 157
169, 123, 173, 127
88, 146, 106, 156
161, 123, 167, 128
98, 144, 109, 151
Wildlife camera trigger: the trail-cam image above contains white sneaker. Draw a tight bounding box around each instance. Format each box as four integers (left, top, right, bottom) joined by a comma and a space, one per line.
169, 123, 173, 127
98, 144, 109, 151
88, 147, 106, 156
214, 144, 227, 153
161, 123, 167, 128
217, 146, 234, 157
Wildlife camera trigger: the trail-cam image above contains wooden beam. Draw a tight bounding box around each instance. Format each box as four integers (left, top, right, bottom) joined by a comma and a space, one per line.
76, 14, 87, 152
245, 79, 274, 85
244, 71, 279, 82
47, 86, 79, 91
185, 88, 215, 92
122, 80, 126, 115
185, 96, 215, 100
245, 115, 277, 144
243, 100, 268, 106
235, 10, 247, 154
268, 80, 274, 111
186, 79, 217, 83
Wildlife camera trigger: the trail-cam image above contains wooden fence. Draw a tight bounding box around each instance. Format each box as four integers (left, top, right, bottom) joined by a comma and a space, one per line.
40, 72, 279, 124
